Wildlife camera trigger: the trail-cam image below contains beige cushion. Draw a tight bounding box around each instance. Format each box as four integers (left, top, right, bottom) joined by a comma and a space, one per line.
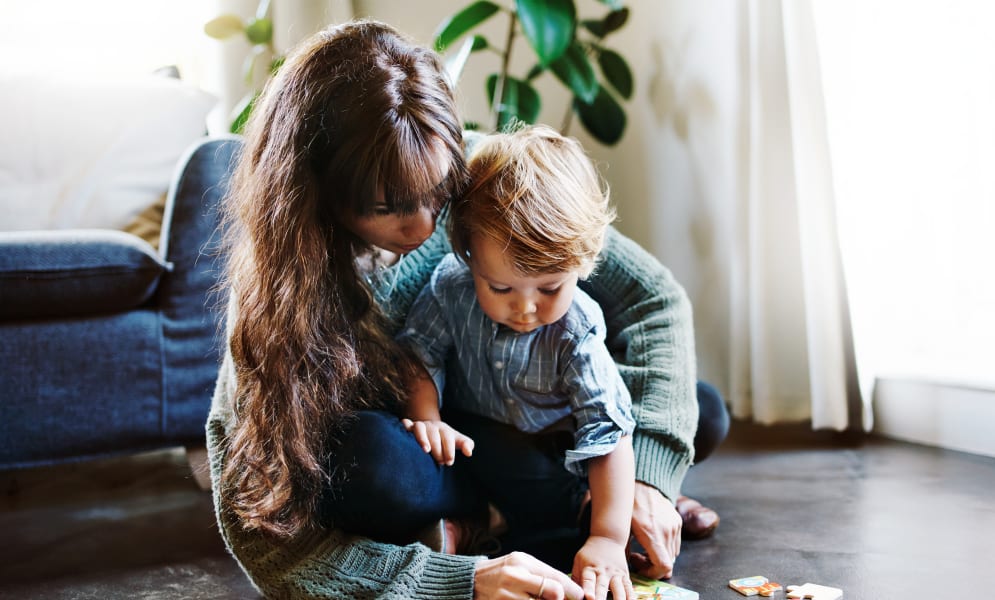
0, 74, 215, 233
121, 191, 167, 250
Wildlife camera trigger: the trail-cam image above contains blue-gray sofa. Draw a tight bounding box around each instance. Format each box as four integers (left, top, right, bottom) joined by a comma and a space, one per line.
0, 137, 240, 470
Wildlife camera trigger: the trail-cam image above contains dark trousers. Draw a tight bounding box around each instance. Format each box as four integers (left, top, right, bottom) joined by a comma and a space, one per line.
322, 381, 729, 567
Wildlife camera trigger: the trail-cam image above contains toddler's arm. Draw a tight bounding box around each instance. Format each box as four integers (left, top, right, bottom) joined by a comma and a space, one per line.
573, 435, 635, 600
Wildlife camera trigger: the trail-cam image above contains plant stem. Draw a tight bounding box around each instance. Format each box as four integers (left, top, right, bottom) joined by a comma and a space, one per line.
491, 8, 518, 131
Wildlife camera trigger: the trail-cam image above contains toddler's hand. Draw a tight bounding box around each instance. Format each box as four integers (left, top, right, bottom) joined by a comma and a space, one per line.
572, 536, 633, 600
401, 418, 474, 466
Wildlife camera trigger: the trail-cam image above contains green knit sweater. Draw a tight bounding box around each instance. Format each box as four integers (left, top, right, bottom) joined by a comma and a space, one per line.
207, 223, 698, 599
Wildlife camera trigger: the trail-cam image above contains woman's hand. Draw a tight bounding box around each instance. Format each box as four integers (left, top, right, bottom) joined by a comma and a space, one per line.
401, 418, 474, 466
474, 551, 584, 600
572, 535, 634, 600
628, 482, 681, 580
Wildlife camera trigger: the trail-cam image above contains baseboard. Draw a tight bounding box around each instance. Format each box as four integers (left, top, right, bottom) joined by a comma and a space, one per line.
872, 378, 995, 458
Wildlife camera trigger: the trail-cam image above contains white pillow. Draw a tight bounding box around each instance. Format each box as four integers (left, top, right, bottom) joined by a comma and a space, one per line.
0, 74, 216, 231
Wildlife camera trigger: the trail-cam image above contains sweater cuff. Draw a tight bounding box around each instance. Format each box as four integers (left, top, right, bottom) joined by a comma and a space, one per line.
632, 432, 691, 504
414, 553, 481, 600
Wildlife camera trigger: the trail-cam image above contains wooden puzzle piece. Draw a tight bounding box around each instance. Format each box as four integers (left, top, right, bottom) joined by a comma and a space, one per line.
728, 576, 783, 596
629, 574, 699, 599
785, 583, 842, 600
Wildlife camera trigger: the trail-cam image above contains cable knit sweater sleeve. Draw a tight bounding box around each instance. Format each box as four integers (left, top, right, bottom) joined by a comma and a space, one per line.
579, 227, 698, 503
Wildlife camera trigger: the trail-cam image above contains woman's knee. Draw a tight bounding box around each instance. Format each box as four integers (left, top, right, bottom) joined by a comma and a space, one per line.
329, 411, 440, 513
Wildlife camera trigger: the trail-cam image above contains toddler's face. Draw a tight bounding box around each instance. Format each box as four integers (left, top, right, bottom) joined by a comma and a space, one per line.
469, 235, 579, 333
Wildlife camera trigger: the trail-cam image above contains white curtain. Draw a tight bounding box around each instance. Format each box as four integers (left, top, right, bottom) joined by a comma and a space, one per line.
729, 0, 862, 429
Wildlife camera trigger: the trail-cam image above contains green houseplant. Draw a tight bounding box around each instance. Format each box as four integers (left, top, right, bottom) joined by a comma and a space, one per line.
435, 0, 633, 145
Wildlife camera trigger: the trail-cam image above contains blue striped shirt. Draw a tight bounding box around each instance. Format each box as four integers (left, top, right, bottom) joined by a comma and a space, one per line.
398, 254, 635, 476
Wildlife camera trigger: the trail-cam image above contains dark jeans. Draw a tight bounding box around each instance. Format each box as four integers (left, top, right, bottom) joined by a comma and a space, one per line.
322, 381, 729, 567
319, 410, 485, 544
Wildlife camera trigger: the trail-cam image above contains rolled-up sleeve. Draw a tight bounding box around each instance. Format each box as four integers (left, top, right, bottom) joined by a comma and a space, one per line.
561, 327, 636, 476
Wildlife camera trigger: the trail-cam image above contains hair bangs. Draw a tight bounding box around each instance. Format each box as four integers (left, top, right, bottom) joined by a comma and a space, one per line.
345, 121, 462, 218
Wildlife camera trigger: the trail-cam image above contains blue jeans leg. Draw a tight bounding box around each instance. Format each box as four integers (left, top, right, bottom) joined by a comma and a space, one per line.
319, 410, 483, 544
444, 408, 589, 571
444, 409, 588, 531
694, 380, 730, 463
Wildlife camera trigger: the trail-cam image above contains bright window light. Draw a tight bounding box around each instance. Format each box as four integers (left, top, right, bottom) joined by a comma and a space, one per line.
815, 0, 995, 388
4, 1, 209, 81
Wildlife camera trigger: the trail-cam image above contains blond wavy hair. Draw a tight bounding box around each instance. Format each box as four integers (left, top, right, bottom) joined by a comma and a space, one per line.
449, 125, 613, 278
219, 20, 466, 538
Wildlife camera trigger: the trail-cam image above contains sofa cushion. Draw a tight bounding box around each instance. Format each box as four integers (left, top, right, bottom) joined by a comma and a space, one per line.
0, 230, 172, 320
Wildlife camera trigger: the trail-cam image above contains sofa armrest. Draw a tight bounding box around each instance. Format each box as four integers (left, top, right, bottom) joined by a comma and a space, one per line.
156, 136, 242, 436
159, 135, 241, 283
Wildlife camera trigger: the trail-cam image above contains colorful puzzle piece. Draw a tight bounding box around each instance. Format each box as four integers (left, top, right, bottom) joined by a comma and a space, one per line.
729, 576, 783, 596
785, 583, 842, 600
629, 574, 699, 599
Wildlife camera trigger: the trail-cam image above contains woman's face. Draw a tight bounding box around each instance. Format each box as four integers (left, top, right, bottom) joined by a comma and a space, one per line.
339, 141, 452, 255
339, 205, 438, 255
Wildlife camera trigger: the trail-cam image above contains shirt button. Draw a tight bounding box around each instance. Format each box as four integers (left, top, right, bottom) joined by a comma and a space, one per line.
407, 328, 416, 335
505, 397, 513, 404
494, 361, 504, 370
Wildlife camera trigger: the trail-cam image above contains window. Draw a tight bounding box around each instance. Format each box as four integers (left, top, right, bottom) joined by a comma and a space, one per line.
5, 1, 208, 81
815, 0, 995, 389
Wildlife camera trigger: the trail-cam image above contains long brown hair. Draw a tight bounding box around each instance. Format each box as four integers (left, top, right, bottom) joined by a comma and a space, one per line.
220, 20, 465, 538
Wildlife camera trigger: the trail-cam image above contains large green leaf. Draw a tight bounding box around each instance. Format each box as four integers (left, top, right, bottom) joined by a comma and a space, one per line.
598, 48, 633, 99
602, 8, 629, 34
581, 8, 628, 38
487, 74, 541, 130
549, 42, 597, 104
516, 0, 575, 66
434, 1, 500, 52
574, 85, 626, 145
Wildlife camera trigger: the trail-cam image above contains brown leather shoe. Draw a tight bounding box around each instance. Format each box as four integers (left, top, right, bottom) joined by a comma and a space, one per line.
676, 495, 720, 540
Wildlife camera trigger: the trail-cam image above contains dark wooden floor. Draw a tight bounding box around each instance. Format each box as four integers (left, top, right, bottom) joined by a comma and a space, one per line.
2, 420, 992, 598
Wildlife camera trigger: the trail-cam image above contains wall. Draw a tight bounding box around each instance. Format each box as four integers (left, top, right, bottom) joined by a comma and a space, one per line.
874, 379, 995, 459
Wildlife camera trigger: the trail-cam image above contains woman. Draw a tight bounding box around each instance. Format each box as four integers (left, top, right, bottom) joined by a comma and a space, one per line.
208, 19, 722, 599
